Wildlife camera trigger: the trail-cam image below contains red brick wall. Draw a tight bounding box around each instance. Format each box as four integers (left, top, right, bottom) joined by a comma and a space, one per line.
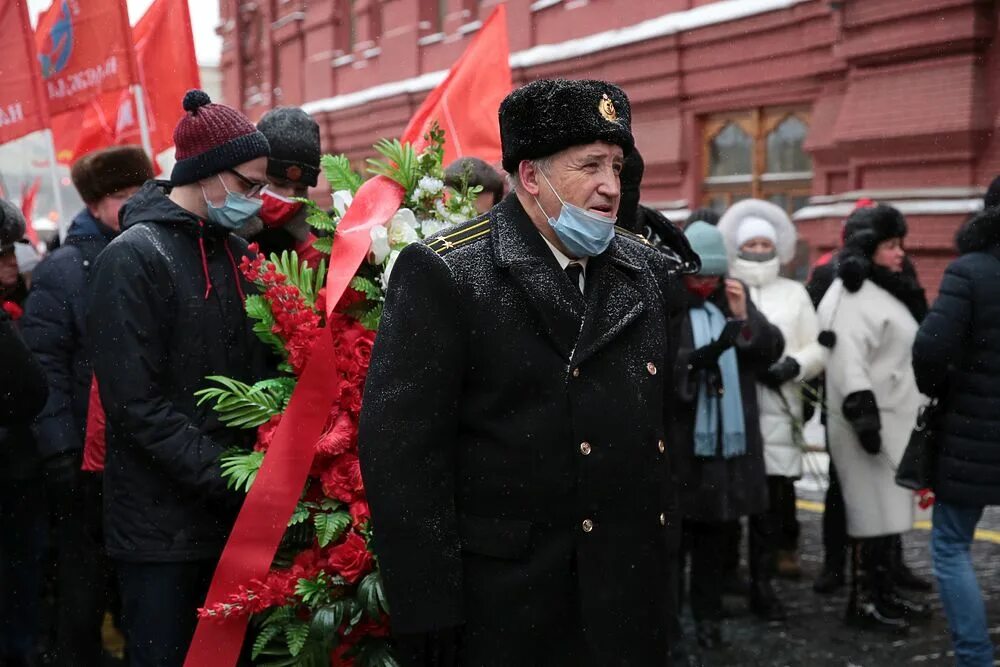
221, 0, 1000, 297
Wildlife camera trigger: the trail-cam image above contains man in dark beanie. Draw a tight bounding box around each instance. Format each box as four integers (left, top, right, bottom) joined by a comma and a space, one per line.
443, 156, 505, 214
85, 90, 272, 666
360, 78, 696, 665
249, 106, 323, 260
20, 145, 153, 666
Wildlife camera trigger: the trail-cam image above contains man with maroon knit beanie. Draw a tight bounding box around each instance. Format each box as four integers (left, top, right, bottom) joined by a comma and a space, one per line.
87, 90, 273, 666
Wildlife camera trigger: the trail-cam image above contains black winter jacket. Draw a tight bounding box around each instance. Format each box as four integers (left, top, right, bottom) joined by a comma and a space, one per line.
0, 279, 43, 480
913, 208, 1000, 506
670, 286, 783, 523
22, 211, 115, 461
0, 311, 47, 427
87, 181, 271, 562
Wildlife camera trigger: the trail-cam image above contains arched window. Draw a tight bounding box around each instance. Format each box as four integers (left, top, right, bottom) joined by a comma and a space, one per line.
708, 123, 752, 178
701, 108, 813, 216
766, 115, 811, 175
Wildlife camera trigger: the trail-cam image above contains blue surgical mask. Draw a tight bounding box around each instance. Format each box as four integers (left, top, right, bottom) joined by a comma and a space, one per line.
202, 176, 263, 231
534, 171, 616, 258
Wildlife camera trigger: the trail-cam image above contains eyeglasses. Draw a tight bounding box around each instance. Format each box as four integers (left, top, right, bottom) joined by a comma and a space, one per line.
227, 169, 267, 198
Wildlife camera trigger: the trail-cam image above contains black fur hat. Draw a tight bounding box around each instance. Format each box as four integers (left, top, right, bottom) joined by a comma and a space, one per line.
257, 107, 321, 188
71, 146, 154, 205
985, 175, 1000, 210
0, 199, 26, 255
956, 206, 1000, 255
843, 204, 907, 256
499, 79, 634, 174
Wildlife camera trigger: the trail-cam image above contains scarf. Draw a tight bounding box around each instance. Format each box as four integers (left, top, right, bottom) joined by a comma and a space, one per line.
690, 301, 747, 458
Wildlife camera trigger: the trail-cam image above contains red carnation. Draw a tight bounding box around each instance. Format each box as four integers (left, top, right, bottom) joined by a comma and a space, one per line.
326, 531, 372, 584
255, 414, 282, 452
315, 412, 356, 457
321, 453, 364, 503
349, 499, 371, 528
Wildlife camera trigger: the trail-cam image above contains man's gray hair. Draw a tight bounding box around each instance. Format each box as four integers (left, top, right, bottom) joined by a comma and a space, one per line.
506, 156, 554, 193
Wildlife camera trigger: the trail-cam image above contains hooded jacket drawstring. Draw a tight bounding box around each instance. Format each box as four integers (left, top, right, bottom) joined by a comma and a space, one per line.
198, 222, 213, 300
198, 221, 247, 303
224, 241, 246, 303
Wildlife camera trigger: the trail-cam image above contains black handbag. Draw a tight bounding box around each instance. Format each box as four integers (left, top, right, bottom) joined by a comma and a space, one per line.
895, 399, 943, 491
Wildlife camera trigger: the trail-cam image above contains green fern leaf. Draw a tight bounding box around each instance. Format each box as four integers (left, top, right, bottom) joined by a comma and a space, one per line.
288, 502, 310, 527
321, 154, 364, 194
314, 511, 351, 547
312, 236, 333, 255
251, 621, 283, 660
358, 302, 384, 331
349, 276, 383, 302
283, 620, 310, 657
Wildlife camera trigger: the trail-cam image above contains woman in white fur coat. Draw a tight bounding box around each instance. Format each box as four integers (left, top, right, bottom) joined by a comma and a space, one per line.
720, 200, 826, 583
817, 204, 930, 634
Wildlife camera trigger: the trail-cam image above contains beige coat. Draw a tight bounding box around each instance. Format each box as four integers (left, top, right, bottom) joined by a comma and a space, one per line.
818, 278, 923, 538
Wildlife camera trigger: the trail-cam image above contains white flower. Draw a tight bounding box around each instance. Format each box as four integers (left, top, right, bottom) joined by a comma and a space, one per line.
369, 226, 391, 264
420, 218, 448, 237
388, 208, 420, 247
381, 249, 401, 289
332, 190, 354, 218
418, 176, 444, 195
410, 188, 424, 203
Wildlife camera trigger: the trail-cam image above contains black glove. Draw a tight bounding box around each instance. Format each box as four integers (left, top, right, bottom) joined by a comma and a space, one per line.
761, 357, 801, 389
392, 627, 462, 667
857, 430, 882, 456
687, 320, 744, 371
842, 390, 882, 456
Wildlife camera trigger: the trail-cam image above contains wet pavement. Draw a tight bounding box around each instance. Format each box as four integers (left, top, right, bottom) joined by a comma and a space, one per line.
682, 451, 1000, 667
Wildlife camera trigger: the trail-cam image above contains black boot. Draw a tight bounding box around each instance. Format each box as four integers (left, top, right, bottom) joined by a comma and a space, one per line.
748, 513, 786, 621
813, 568, 845, 594
891, 535, 933, 592
845, 538, 910, 635
880, 587, 933, 623
750, 579, 787, 622
694, 620, 727, 650
813, 544, 850, 595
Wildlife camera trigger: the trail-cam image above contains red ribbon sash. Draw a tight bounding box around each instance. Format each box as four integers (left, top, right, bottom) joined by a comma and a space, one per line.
184, 176, 405, 666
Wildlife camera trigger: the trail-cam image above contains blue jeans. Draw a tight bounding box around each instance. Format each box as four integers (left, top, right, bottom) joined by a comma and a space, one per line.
932, 501, 995, 667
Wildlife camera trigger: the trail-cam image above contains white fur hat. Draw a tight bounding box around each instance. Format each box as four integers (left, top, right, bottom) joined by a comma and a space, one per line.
718, 199, 798, 265
735, 216, 777, 248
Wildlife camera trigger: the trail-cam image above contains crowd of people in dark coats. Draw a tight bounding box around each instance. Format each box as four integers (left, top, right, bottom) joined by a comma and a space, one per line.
0, 79, 998, 667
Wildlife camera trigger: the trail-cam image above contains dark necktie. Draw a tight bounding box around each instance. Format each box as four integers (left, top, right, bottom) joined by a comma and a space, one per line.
565, 262, 584, 294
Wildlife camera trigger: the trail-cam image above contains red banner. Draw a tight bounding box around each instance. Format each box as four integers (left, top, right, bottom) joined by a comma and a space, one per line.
403, 4, 511, 166
48, 0, 199, 165
35, 0, 138, 116
0, 0, 51, 145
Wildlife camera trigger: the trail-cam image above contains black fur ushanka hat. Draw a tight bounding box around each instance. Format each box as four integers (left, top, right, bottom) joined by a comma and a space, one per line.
499, 79, 635, 174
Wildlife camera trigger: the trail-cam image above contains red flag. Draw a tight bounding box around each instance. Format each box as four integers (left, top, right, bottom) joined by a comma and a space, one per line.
49, 0, 200, 165
20, 179, 41, 246
0, 0, 51, 145
116, 0, 200, 154
35, 0, 139, 116
403, 5, 511, 166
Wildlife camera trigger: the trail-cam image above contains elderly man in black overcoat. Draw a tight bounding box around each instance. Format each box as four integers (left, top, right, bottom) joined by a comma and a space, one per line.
358, 79, 698, 666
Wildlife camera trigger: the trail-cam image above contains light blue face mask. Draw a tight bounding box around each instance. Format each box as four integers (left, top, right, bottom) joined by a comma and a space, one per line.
535, 171, 616, 258
202, 176, 263, 231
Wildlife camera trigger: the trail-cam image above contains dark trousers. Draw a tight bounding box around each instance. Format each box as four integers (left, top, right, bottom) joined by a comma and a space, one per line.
43, 456, 112, 667
822, 458, 849, 574
0, 477, 45, 663
117, 560, 217, 667
767, 475, 800, 552
682, 520, 728, 622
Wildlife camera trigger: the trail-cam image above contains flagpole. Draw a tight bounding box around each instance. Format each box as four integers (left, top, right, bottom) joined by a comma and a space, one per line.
132, 84, 154, 161
44, 130, 66, 241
